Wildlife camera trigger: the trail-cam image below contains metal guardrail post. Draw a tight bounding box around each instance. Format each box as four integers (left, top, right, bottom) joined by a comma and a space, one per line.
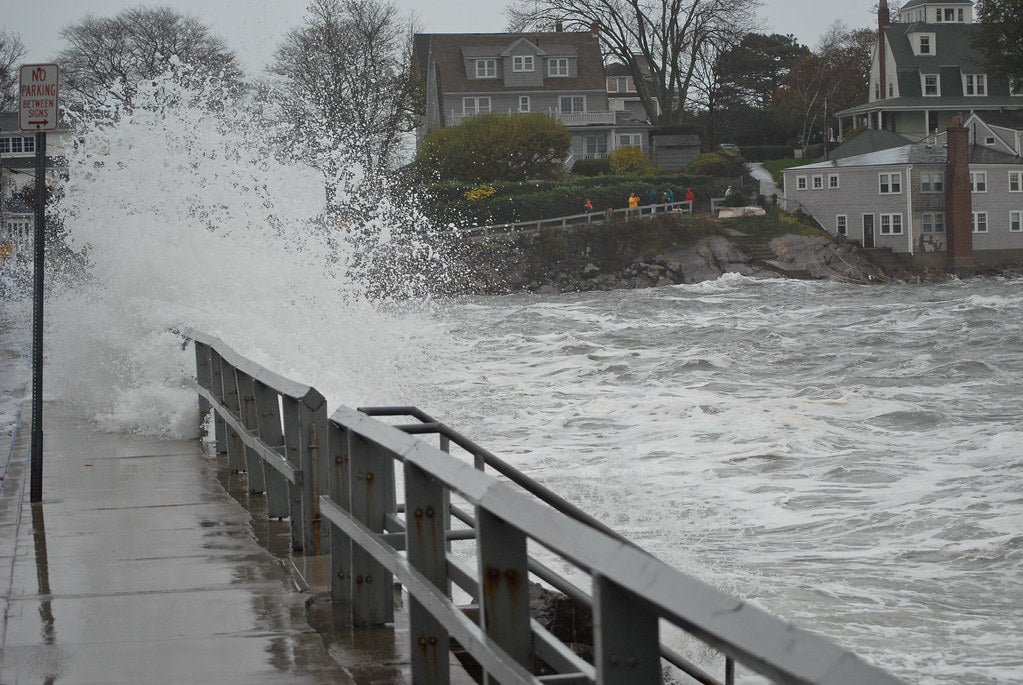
593, 575, 661, 684
209, 350, 228, 454
235, 369, 266, 493
476, 509, 531, 682
328, 421, 352, 604
348, 432, 396, 625
222, 364, 245, 472
282, 396, 314, 553
194, 341, 212, 431
311, 399, 331, 556
253, 381, 289, 519
405, 461, 450, 684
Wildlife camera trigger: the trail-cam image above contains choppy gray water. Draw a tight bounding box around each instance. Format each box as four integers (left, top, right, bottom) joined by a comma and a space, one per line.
416, 275, 1023, 684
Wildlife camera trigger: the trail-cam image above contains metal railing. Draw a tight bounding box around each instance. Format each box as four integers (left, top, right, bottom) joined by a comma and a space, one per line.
464, 200, 694, 241
186, 330, 907, 685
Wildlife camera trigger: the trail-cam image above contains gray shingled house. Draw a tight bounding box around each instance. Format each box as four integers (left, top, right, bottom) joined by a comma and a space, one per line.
412, 31, 653, 168
836, 0, 1023, 140
784, 127, 1023, 263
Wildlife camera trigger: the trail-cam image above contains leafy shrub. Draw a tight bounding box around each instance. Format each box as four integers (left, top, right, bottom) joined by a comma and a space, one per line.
686, 150, 748, 178
571, 158, 612, 176
416, 113, 571, 182
609, 146, 657, 174
803, 143, 824, 159
420, 173, 719, 227
464, 184, 497, 201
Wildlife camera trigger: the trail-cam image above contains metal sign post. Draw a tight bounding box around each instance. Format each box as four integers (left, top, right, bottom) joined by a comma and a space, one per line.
20, 63, 59, 503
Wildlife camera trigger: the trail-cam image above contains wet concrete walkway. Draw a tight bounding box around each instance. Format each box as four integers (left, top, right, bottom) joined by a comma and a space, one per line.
0, 402, 362, 684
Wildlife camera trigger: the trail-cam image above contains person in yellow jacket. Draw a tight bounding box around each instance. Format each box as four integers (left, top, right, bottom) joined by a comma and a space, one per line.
628, 193, 639, 211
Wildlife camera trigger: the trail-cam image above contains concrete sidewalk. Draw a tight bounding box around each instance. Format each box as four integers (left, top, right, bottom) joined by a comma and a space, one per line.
0, 402, 362, 684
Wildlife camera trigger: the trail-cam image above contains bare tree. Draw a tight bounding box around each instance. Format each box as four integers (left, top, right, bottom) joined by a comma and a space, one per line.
0, 28, 27, 111
506, 0, 759, 126
56, 6, 243, 111
774, 22, 875, 149
268, 0, 421, 204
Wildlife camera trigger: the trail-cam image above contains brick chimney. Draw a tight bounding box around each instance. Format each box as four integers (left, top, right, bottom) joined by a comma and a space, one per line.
945, 118, 975, 267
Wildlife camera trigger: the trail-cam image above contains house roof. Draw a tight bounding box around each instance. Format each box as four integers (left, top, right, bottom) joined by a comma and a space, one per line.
901, 0, 972, 8
834, 21, 1023, 117
825, 129, 913, 160
972, 110, 1023, 130
794, 140, 1022, 169
605, 63, 631, 77
414, 32, 607, 94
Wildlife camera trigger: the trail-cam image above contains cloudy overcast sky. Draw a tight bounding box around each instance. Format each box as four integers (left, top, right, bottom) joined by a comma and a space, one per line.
7, 0, 882, 74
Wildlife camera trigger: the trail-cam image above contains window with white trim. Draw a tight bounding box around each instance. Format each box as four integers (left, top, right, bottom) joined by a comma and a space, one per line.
984, 136, 996, 146
923, 74, 940, 96
548, 58, 569, 77
1011, 211, 1023, 232
584, 134, 607, 155
922, 212, 945, 234
879, 172, 902, 194
1011, 77, 1023, 96
462, 96, 491, 115
828, 174, 839, 189
518, 95, 530, 112
918, 34, 932, 55
1010, 171, 1023, 191
0, 135, 35, 154
880, 213, 903, 235
812, 175, 823, 189
609, 76, 631, 93
512, 55, 534, 72
559, 95, 584, 113
921, 171, 944, 192
475, 59, 496, 78
796, 175, 808, 190
964, 74, 987, 96
972, 212, 988, 232
618, 133, 643, 147
970, 171, 987, 192
836, 215, 847, 235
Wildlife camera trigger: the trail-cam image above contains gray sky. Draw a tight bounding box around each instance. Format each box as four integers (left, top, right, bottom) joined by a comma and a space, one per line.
7, 0, 881, 74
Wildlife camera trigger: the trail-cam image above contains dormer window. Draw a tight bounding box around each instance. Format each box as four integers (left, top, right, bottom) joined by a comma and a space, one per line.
475, 59, 496, 78
923, 74, 940, 96
548, 58, 569, 77
913, 33, 936, 56
512, 55, 533, 72
964, 74, 987, 96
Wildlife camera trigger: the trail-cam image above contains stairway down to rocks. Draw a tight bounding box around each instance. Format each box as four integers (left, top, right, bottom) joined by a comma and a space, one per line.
726, 230, 775, 263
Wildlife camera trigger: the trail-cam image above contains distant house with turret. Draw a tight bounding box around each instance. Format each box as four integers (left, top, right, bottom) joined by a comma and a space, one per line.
835, 0, 1023, 141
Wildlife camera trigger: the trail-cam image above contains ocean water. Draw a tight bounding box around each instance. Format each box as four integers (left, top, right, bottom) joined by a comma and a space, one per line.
410, 277, 1023, 684
29, 80, 1023, 684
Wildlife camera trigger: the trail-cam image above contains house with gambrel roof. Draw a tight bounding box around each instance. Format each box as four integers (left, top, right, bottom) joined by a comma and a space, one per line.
835, 0, 1023, 140
413, 31, 653, 166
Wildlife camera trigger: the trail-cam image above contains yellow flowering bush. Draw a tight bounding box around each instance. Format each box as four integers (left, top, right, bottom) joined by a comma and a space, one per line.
464, 184, 497, 201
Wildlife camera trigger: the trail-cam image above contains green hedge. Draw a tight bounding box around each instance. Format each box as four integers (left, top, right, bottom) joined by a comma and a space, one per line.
571, 158, 612, 176
739, 145, 795, 162
421, 173, 721, 227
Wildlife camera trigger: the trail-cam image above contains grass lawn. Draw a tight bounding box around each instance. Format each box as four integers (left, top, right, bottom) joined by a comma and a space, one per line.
761, 158, 816, 190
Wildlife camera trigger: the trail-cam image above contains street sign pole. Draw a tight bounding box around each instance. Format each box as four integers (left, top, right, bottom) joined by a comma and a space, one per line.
19, 63, 59, 503
30, 131, 46, 503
